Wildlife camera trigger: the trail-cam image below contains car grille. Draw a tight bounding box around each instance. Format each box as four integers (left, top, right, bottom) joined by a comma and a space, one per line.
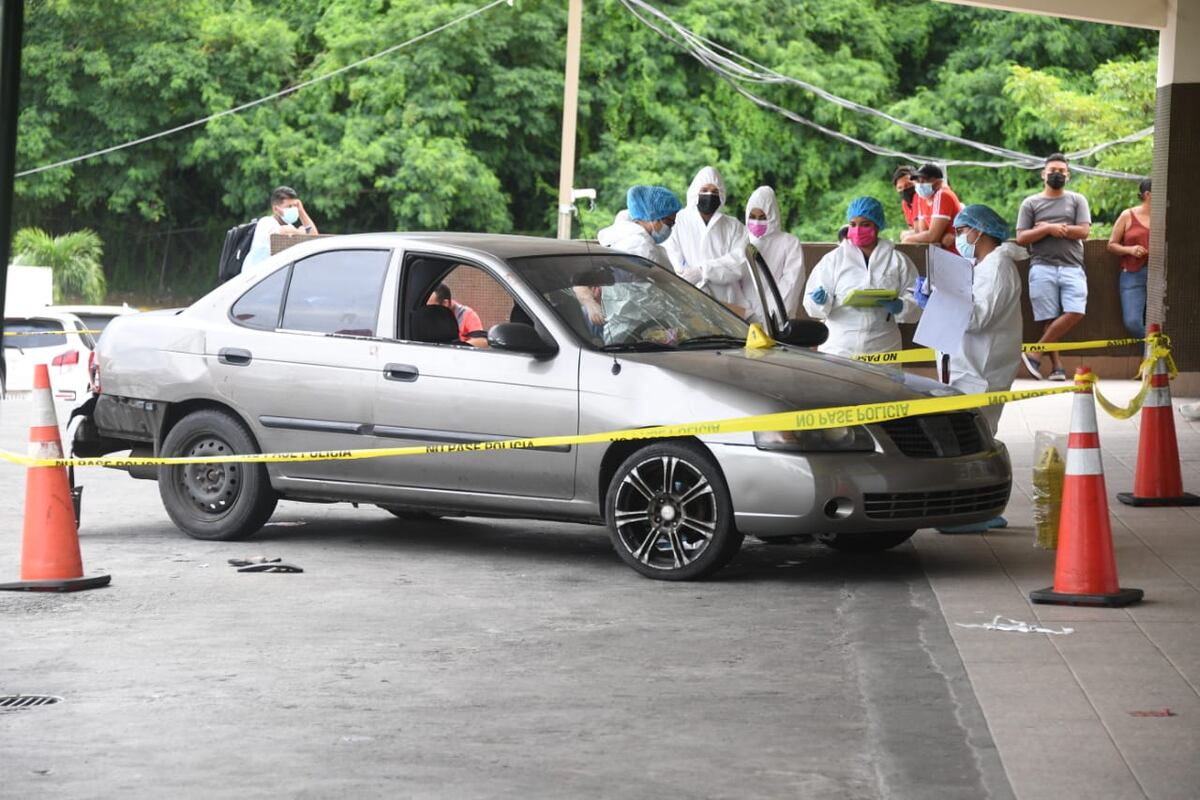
863, 482, 1012, 520
878, 413, 985, 458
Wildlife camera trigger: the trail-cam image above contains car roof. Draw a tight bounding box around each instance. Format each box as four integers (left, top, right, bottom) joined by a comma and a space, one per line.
44, 304, 137, 315
6, 310, 86, 324
314, 232, 597, 261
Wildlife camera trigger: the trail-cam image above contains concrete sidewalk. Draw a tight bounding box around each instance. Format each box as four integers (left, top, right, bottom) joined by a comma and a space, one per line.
914, 378, 1200, 800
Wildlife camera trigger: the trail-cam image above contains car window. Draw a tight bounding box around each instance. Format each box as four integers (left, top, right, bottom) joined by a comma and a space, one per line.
508, 253, 749, 350
72, 319, 97, 350
3, 318, 68, 349
400, 257, 531, 348
231, 267, 288, 331
75, 314, 113, 334
281, 249, 390, 336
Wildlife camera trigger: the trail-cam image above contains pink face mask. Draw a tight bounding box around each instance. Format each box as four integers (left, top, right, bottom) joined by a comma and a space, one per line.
747, 220, 768, 237
847, 225, 877, 248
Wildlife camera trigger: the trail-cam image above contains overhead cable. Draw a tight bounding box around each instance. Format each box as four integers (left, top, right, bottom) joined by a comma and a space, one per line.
621, 0, 1147, 180
16, 0, 513, 178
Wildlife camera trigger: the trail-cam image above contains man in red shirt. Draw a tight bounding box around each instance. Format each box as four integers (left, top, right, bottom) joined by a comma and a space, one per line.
901, 164, 962, 254
429, 283, 486, 347
892, 165, 918, 231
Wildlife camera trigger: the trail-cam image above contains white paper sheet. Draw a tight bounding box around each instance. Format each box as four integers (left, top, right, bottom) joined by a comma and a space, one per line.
913, 247, 975, 356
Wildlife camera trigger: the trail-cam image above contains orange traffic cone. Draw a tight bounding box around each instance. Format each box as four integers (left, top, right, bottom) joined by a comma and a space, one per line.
1118, 324, 1199, 507
0, 364, 111, 592
1030, 367, 1142, 607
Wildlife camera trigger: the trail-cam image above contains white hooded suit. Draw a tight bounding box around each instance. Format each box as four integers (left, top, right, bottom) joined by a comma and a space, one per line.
744, 186, 805, 317
664, 166, 753, 313
947, 241, 1027, 432
802, 237, 921, 357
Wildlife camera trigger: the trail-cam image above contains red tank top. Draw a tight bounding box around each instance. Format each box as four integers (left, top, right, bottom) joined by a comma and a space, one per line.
1120, 210, 1149, 272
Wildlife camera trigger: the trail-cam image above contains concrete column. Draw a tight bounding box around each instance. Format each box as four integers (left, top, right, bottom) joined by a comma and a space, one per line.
1150, 0, 1200, 395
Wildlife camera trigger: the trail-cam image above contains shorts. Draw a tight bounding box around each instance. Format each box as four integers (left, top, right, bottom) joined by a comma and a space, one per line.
1028, 263, 1087, 321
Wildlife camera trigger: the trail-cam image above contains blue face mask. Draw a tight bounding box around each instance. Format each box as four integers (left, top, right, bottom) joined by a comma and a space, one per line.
955, 231, 977, 262
651, 222, 673, 244
915, 183, 935, 199
280, 206, 300, 225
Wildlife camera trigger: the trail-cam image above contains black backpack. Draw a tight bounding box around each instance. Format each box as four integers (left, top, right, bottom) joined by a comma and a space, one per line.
217, 219, 258, 283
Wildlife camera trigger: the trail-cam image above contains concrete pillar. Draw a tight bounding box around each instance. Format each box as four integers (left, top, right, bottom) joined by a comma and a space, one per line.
1150, 0, 1200, 395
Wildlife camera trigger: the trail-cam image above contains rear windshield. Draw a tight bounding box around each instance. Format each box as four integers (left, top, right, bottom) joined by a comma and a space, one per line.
3, 318, 68, 349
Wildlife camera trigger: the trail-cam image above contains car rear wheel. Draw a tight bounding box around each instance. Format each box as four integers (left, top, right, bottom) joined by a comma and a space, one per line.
158, 409, 277, 541
606, 441, 742, 581
818, 530, 916, 553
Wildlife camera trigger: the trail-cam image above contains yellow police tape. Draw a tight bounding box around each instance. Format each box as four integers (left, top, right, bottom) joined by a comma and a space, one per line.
852, 336, 1148, 365
0, 384, 1082, 470
3, 329, 104, 336
1080, 336, 1175, 420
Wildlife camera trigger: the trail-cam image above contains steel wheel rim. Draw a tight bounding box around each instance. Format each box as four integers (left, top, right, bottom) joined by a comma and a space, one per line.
176, 434, 241, 518
613, 455, 717, 571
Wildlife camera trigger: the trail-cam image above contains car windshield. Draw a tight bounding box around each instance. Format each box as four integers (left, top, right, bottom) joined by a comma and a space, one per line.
508, 253, 750, 351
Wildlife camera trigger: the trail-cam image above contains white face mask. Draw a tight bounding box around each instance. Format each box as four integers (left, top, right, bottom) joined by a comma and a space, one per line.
915, 183, 935, 199
280, 206, 300, 225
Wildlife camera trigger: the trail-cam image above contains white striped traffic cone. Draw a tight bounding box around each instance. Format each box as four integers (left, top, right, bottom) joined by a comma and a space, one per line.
1030, 367, 1142, 607
0, 364, 111, 592
1118, 324, 1198, 506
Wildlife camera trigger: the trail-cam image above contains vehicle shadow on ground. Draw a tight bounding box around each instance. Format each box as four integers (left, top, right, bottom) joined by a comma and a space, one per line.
241, 511, 950, 587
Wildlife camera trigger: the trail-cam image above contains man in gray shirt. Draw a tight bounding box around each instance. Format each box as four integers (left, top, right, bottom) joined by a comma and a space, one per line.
1015, 153, 1091, 380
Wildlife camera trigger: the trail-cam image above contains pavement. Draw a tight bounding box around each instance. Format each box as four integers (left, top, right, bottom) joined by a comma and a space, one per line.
0, 378, 1197, 799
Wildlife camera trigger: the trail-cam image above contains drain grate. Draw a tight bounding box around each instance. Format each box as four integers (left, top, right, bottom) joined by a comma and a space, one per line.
0, 695, 62, 710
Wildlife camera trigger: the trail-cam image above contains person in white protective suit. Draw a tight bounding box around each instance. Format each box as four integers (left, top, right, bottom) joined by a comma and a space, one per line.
744, 186, 805, 319
915, 203, 1025, 434
916, 203, 1024, 533
664, 166, 755, 317
596, 185, 681, 269
583, 185, 683, 343
802, 196, 921, 357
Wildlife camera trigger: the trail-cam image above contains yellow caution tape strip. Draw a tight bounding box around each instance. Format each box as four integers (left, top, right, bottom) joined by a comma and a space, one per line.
3, 328, 103, 336
0, 384, 1081, 470
853, 336, 1149, 365
1082, 334, 1174, 420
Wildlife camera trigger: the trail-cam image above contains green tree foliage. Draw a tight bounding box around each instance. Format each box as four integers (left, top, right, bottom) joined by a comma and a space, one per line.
13, 227, 107, 303
11, 0, 1157, 299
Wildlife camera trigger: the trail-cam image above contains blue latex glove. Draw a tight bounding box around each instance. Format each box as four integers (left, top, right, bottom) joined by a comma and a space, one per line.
809, 286, 828, 305
914, 277, 930, 309
878, 298, 904, 314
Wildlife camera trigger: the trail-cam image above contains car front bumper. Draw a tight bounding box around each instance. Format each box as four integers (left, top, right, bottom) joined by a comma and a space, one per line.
714, 440, 1012, 538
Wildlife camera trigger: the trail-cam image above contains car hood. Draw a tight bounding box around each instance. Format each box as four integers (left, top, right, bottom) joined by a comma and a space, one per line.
619, 346, 955, 411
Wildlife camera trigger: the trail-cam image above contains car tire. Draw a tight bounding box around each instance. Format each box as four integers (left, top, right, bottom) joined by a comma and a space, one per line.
818, 530, 916, 553
158, 409, 278, 541
605, 441, 743, 581
377, 506, 442, 521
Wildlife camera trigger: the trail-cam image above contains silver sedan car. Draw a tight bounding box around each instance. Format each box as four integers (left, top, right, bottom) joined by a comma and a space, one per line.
73, 233, 1011, 580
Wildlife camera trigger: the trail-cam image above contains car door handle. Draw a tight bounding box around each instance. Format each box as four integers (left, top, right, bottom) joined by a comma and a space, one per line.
384, 363, 419, 382
218, 347, 252, 366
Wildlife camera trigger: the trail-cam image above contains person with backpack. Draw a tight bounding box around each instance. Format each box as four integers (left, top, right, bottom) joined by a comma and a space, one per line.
242, 186, 319, 274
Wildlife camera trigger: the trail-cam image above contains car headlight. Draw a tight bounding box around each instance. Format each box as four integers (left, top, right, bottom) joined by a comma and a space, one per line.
753, 426, 876, 452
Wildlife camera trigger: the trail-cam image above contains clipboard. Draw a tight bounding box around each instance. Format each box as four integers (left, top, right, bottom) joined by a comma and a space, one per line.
842, 288, 897, 308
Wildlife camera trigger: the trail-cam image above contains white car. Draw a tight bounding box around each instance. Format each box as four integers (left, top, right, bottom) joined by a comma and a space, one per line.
3, 311, 96, 406
44, 303, 139, 337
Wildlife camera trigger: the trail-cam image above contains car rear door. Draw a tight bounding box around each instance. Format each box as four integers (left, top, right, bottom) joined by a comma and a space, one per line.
205, 248, 393, 484
369, 254, 579, 499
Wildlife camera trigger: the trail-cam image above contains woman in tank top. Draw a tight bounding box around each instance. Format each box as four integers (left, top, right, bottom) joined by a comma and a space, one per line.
1107, 178, 1151, 338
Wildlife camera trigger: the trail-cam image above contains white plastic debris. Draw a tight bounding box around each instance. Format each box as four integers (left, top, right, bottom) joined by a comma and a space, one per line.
956, 615, 1074, 635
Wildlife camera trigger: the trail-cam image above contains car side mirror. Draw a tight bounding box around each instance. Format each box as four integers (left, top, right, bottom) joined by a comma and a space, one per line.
776, 319, 828, 348
487, 322, 558, 358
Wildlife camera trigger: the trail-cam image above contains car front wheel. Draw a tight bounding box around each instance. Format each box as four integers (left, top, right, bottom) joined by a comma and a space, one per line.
606, 441, 743, 580
158, 409, 278, 541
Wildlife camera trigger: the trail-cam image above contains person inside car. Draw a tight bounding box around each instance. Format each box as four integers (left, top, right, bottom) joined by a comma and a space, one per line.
428, 283, 487, 348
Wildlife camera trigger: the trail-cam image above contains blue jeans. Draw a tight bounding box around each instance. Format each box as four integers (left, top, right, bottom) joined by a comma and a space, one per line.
1119, 270, 1147, 338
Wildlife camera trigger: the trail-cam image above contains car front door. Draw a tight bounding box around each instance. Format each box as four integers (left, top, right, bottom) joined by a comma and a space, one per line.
369, 255, 579, 499
206, 247, 393, 484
